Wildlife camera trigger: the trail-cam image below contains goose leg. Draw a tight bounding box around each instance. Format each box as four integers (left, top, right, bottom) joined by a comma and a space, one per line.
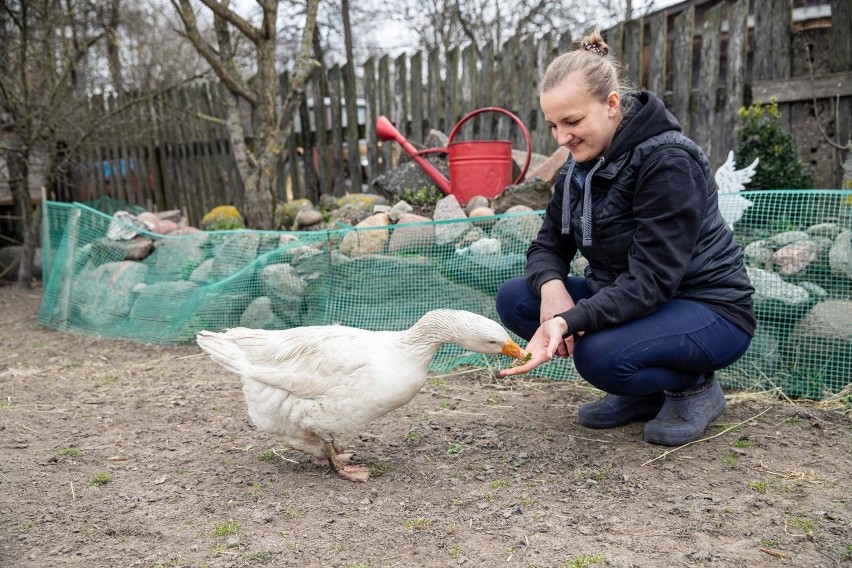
321, 436, 370, 482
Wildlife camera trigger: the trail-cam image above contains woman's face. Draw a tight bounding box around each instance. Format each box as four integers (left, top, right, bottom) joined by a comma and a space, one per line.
540, 72, 622, 163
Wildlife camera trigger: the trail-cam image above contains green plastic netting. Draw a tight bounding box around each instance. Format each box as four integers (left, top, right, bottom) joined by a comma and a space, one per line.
37, 191, 852, 399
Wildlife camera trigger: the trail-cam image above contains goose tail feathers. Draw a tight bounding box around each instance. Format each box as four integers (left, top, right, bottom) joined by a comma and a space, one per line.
196, 330, 246, 375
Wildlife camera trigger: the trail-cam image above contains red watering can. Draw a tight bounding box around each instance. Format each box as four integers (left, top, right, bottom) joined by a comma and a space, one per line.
376, 106, 532, 206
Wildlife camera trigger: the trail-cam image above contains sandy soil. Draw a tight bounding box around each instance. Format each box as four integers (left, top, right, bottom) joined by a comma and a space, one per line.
1, 282, 850, 568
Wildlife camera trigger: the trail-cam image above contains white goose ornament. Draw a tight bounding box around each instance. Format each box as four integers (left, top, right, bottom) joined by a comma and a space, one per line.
197, 309, 523, 482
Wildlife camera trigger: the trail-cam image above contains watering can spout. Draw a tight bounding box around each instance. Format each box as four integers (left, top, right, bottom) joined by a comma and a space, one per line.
376, 116, 451, 194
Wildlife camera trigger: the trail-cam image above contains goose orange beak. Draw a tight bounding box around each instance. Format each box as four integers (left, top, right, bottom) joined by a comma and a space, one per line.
501, 338, 523, 358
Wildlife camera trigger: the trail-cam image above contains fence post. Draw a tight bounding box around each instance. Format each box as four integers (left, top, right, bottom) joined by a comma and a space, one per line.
723, 0, 749, 160
695, 2, 722, 160
671, 6, 695, 135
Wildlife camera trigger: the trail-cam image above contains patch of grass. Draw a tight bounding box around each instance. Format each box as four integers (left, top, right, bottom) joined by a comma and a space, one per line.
331, 543, 346, 553
722, 451, 740, 468
212, 520, 239, 537
841, 545, 852, 561
256, 450, 276, 462
449, 546, 460, 558
733, 437, 752, 449
760, 538, 781, 547
241, 551, 274, 563
748, 480, 769, 494
406, 431, 421, 441
56, 447, 82, 458
440, 399, 451, 409
788, 515, 815, 534
285, 542, 299, 551
369, 462, 395, 477
565, 554, 605, 567
282, 508, 306, 519
486, 396, 504, 406
404, 518, 433, 531
89, 472, 112, 486
520, 495, 540, 506
249, 483, 263, 500
782, 414, 801, 426
447, 443, 462, 455
19, 521, 33, 532
490, 479, 508, 490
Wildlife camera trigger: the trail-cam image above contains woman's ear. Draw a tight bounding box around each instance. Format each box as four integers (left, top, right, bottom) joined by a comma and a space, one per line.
607, 90, 620, 117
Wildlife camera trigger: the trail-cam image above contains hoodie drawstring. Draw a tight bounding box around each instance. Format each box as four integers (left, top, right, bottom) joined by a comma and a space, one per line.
561, 157, 605, 247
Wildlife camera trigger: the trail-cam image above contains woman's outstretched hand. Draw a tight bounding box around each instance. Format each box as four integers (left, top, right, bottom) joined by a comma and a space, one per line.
500, 317, 571, 377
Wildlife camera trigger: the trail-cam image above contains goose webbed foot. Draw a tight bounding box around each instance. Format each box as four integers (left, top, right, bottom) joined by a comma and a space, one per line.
321, 436, 370, 482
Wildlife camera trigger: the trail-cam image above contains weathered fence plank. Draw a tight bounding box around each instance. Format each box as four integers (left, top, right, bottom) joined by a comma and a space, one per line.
409, 52, 424, 144
723, 0, 749, 159
624, 17, 643, 88
671, 5, 695, 135
694, 2, 722, 158
647, 10, 667, 96
363, 57, 380, 184
342, 61, 362, 191
328, 65, 346, 196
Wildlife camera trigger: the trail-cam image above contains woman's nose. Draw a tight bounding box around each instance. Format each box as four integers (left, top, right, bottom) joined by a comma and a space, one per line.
556, 128, 573, 146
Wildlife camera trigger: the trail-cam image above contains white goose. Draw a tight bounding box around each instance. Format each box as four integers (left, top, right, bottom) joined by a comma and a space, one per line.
196, 309, 523, 481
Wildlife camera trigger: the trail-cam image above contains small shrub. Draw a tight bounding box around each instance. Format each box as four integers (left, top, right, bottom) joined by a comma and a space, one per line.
398, 185, 444, 206
735, 99, 815, 191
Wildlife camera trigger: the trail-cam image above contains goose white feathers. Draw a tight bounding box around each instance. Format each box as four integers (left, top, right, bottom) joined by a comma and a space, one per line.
196, 309, 523, 481
715, 150, 760, 229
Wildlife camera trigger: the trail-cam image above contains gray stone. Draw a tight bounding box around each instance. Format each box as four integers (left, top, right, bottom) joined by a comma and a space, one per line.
388, 213, 434, 253
73, 261, 149, 328
387, 200, 414, 222
212, 232, 261, 279
150, 234, 209, 281
785, 300, 852, 394
189, 258, 215, 284
128, 281, 199, 326
492, 206, 542, 254
828, 229, 852, 281
433, 195, 469, 246
743, 239, 774, 268
240, 297, 279, 329
746, 266, 813, 324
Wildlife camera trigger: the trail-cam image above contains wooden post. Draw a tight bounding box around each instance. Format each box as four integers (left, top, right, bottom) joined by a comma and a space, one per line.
724, 0, 749, 158
409, 52, 424, 144
536, 33, 554, 154
342, 62, 362, 191
695, 2, 722, 161
478, 42, 494, 139
363, 57, 379, 184
624, 17, 644, 88
647, 10, 668, 97
671, 6, 695, 135
327, 65, 346, 196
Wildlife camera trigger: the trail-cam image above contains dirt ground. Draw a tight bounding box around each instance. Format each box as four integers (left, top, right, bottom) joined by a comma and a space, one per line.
1, 283, 851, 568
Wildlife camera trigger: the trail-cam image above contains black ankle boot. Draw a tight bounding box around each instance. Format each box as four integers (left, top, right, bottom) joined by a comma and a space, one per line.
643, 374, 726, 446
577, 392, 665, 429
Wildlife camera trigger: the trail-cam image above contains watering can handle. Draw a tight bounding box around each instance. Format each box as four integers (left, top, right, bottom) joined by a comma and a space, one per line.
447, 106, 533, 186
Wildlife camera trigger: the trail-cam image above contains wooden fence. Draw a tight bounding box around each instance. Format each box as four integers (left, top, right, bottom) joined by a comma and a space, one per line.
48, 0, 851, 227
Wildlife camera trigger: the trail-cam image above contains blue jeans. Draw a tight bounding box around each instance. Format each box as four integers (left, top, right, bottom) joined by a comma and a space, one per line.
496, 276, 752, 395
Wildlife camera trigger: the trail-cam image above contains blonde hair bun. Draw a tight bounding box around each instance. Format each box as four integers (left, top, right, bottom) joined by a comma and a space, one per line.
581, 31, 609, 57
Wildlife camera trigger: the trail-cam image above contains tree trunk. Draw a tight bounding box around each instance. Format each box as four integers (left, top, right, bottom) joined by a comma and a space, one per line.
8, 147, 36, 288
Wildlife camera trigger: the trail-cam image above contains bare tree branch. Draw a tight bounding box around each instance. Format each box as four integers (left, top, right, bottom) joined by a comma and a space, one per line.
171, 0, 256, 103
196, 0, 261, 44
